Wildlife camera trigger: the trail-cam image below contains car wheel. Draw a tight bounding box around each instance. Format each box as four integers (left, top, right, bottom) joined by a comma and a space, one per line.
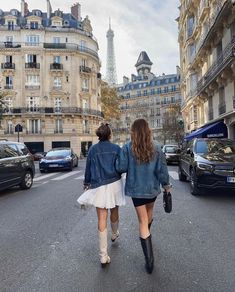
20, 171, 33, 190
178, 165, 187, 181
190, 169, 200, 196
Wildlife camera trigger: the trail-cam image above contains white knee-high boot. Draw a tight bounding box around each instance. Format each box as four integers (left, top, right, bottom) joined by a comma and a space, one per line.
98, 229, 110, 266
111, 220, 119, 242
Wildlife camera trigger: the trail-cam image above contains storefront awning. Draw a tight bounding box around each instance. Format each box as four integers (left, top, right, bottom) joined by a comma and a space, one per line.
184, 121, 228, 141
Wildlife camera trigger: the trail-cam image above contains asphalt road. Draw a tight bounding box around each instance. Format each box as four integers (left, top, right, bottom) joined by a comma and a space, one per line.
0, 161, 235, 292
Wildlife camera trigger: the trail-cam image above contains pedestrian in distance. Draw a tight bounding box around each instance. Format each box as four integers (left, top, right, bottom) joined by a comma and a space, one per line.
116, 118, 171, 274
77, 123, 125, 267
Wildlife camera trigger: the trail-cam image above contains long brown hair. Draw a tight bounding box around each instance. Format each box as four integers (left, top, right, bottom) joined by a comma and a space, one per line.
131, 119, 155, 163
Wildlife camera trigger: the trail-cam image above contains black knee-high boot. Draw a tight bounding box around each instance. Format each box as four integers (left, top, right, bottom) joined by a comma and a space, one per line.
140, 235, 154, 274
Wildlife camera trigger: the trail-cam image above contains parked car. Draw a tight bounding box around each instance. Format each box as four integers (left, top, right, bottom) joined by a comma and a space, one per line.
33, 152, 47, 161
162, 144, 181, 164
0, 141, 35, 191
178, 138, 235, 195
39, 148, 78, 172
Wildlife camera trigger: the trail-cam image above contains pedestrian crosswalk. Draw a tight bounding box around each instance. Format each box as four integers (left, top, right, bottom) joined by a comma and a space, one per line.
33, 170, 179, 187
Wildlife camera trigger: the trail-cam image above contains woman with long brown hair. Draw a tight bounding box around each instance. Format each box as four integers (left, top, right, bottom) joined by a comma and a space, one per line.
116, 118, 171, 274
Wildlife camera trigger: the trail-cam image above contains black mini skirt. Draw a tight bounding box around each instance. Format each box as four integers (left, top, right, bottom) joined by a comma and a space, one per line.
132, 196, 157, 207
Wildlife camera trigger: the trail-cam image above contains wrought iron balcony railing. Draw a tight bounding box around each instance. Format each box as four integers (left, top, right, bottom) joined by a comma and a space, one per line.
26, 130, 42, 134
25, 85, 40, 90
25, 62, 40, 69
1, 62, 15, 69
197, 38, 235, 94
54, 129, 63, 134
50, 63, 63, 70
0, 42, 21, 48
4, 85, 13, 89
1, 107, 104, 117
80, 65, 92, 73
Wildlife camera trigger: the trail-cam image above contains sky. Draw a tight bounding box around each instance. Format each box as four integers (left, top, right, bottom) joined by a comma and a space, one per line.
0, 0, 180, 84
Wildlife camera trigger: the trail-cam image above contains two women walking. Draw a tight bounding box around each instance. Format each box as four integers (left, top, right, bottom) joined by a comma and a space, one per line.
78, 119, 171, 273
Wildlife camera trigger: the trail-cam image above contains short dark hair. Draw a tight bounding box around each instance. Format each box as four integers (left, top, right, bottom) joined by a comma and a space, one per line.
96, 123, 111, 141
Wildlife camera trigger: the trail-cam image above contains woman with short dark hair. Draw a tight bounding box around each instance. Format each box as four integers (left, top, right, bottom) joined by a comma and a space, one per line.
116, 119, 171, 274
77, 123, 125, 267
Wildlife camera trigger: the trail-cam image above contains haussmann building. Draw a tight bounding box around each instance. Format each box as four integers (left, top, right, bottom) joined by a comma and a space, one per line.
0, 0, 103, 156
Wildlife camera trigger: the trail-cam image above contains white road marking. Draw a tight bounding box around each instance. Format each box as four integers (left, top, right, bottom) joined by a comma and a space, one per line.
51, 171, 82, 180
34, 173, 58, 181
169, 171, 179, 180
74, 175, 84, 180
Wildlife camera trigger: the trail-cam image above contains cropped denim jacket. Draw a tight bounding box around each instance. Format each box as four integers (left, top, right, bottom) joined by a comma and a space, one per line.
84, 140, 121, 189
115, 142, 170, 198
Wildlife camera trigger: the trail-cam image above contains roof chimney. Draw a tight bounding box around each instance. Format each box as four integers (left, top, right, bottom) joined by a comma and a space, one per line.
71, 3, 81, 21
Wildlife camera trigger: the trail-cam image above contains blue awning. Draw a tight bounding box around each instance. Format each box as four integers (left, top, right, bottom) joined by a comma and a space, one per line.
184, 121, 228, 141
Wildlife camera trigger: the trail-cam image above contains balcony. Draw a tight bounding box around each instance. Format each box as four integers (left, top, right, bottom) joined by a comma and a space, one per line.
218, 103, 226, 115
53, 85, 62, 90
198, 0, 209, 21
25, 85, 40, 90
80, 66, 91, 73
54, 129, 63, 134
44, 43, 66, 49
50, 63, 63, 70
4, 130, 14, 135
82, 88, 89, 92
0, 42, 21, 48
197, 39, 235, 94
1, 107, 103, 117
26, 130, 42, 134
4, 85, 13, 90
25, 63, 40, 69
1, 63, 15, 69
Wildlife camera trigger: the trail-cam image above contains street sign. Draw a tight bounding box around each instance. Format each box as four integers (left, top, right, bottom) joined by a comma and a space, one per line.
15, 124, 23, 132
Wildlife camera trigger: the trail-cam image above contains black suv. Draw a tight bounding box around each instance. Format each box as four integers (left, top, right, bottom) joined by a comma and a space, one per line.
0, 141, 35, 191
178, 138, 235, 195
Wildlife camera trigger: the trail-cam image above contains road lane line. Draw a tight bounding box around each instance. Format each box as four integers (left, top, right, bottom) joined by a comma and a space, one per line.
74, 175, 84, 180
169, 171, 179, 180
34, 173, 58, 181
51, 170, 81, 180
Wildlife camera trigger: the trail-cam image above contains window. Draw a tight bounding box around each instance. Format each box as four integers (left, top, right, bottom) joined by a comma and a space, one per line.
53, 77, 62, 89
55, 119, 63, 133
5, 76, 13, 89
4, 97, 13, 112
150, 89, 155, 95
82, 99, 88, 109
26, 75, 40, 86
2, 144, 19, 157
54, 97, 62, 112
28, 119, 40, 134
8, 21, 14, 31
157, 88, 161, 94
164, 86, 168, 93
27, 96, 40, 112
81, 58, 86, 67
137, 91, 141, 97
30, 22, 38, 29
5, 55, 12, 63
25, 54, 37, 63
26, 35, 39, 46
53, 21, 62, 27
17, 144, 30, 155
143, 90, 148, 96
53, 37, 60, 44
156, 108, 160, 115
6, 36, 13, 43
82, 79, 89, 91
6, 121, 13, 134
171, 96, 175, 103
54, 56, 61, 64
83, 120, 89, 133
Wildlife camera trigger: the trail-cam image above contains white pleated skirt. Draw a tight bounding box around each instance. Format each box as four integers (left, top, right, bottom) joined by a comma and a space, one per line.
77, 178, 126, 209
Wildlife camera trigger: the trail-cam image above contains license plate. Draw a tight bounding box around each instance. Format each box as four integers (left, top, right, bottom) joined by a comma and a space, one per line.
227, 177, 235, 183
49, 164, 59, 167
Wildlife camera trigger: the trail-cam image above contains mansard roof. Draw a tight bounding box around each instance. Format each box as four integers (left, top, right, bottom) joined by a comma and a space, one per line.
135, 51, 153, 67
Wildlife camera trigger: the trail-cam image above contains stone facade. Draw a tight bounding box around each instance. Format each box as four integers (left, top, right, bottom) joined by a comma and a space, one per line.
0, 1, 103, 156
112, 52, 182, 146
178, 0, 235, 139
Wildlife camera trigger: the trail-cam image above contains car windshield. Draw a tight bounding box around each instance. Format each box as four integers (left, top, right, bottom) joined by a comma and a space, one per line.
46, 150, 70, 157
195, 140, 235, 154
165, 146, 179, 153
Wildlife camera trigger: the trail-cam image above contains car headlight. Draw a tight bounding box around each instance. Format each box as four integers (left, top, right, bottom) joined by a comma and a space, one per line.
65, 156, 72, 161
197, 162, 214, 172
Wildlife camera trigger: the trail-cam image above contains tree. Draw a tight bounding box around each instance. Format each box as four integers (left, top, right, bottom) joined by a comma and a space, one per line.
100, 81, 121, 121
161, 103, 184, 145
0, 89, 9, 121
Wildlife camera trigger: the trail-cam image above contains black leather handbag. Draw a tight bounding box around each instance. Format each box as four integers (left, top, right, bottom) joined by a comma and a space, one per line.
163, 190, 172, 213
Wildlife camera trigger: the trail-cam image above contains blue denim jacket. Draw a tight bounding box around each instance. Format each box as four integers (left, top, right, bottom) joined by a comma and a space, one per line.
84, 141, 121, 189
115, 142, 169, 198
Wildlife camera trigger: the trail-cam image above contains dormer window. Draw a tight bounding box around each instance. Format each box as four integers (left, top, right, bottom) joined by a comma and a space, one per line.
52, 21, 62, 27
10, 9, 19, 16
30, 22, 38, 29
